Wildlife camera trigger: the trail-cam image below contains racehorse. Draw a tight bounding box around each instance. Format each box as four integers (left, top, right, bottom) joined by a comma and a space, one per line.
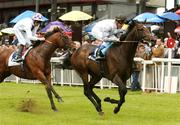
0, 28, 73, 111
71, 21, 153, 115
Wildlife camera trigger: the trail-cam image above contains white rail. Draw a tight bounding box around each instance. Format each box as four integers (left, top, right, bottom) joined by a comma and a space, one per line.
134, 57, 180, 93
4, 57, 180, 92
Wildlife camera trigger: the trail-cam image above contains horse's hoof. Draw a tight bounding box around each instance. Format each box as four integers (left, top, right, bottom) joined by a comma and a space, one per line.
53, 109, 58, 112
104, 97, 110, 102
98, 111, 104, 116
113, 107, 119, 114
58, 98, 63, 103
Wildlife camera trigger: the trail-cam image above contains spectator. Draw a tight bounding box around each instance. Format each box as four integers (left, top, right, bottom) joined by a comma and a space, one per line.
151, 38, 164, 58
71, 21, 82, 44
164, 32, 178, 58
131, 42, 151, 91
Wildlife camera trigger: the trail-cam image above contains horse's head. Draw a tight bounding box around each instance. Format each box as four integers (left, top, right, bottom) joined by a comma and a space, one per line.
127, 21, 153, 42
44, 27, 73, 50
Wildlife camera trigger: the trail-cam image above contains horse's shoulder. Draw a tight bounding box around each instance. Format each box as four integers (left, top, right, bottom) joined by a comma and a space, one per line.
0, 45, 16, 51
79, 44, 96, 51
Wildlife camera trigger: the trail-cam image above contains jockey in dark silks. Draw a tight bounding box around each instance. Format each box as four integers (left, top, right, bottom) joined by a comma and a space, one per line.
89, 15, 128, 60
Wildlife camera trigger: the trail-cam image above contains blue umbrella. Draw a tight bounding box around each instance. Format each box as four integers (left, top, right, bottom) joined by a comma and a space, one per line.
133, 12, 165, 23
158, 12, 180, 21
10, 10, 48, 23
84, 22, 96, 33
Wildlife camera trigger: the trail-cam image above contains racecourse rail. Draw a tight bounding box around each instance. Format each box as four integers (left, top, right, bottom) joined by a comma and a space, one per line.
4, 57, 180, 93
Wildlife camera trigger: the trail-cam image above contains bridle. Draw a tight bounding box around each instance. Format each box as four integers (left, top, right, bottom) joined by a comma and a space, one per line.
44, 31, 70, 49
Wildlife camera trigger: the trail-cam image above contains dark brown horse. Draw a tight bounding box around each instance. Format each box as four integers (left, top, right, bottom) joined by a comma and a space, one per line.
0, 28, 72, 111
71, 21, 153, 115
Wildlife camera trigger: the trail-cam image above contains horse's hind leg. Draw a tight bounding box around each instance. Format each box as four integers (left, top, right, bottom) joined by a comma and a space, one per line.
88, 75, 103, 115
104, 74, 127, 114
0, 72, 11, 83
81, 72, 103, 115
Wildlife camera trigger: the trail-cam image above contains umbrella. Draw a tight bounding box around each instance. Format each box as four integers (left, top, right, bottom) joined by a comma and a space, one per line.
174, 26, 180, 33
175, 9, 180, 15
10, 10, 48, 23
1, 27, 14, 34
84, 22, 96, 33
41, 21, 72, 32
59, 10, 92, 21
150, 25, 160, 32
133, 12, 165, 23
158, 12, 180, 20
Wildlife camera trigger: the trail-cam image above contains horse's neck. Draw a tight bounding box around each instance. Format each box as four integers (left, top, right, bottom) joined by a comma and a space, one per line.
122, 43, 138, 61
121, 32, 139, 59
36, 42, 57, 60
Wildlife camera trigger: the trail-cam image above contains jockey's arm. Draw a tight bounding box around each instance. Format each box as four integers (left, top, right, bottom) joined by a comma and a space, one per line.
111, 29, 126, 35
25, 28, 45, 41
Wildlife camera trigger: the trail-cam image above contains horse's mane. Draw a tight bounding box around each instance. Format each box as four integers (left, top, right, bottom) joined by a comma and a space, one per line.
44, 27, 63, 39
126, 21, 136, 36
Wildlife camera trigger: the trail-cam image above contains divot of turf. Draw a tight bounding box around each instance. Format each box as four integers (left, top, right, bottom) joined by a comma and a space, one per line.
18, 98, 36, 112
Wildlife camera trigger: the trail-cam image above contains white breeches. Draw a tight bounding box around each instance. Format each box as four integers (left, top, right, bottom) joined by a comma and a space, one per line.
13, 29, 32, 46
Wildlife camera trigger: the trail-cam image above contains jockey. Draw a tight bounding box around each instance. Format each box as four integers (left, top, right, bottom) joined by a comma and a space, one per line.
12, 13, 45, 62
90, 15, 127, 60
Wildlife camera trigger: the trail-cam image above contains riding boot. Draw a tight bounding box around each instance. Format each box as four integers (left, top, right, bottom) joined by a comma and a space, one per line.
95, 48, 105, 60
13, 45, 24, 62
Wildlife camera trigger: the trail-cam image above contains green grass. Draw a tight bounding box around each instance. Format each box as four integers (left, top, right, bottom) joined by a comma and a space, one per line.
0, 82, 180, 125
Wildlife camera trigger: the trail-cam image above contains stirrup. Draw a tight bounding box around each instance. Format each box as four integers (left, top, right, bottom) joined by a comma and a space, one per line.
88, 55, 96, 61
12, 56, 23, 62
95, 55, 105, 60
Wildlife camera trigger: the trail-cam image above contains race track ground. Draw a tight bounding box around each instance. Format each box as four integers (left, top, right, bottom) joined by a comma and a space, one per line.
0, 82, 180, 125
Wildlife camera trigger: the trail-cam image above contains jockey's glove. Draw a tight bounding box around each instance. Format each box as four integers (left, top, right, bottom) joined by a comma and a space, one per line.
38, 37, 45, 41
103, 36, 119, 42
112, 29, 126, 35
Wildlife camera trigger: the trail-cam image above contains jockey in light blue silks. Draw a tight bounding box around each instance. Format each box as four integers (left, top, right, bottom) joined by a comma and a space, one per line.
90, 16, 128, 60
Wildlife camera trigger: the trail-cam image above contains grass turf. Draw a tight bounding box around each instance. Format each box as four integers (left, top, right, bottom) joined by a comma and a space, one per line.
0, 82, 180, 125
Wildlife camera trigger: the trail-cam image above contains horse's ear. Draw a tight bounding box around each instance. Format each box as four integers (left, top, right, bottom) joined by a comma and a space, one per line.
129, 20, 136, 26
53, 26, 60, 31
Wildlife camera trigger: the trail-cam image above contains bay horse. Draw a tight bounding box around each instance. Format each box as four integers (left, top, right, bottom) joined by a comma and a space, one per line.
71, 21, 153, 115
0, 28, 72, 111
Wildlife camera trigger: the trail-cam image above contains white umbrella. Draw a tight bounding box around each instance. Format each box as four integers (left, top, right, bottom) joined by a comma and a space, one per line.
59, 10, 92, 21
1, 27, 14, 35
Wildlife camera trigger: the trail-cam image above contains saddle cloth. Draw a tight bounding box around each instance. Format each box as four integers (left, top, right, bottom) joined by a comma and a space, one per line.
88, 42, 113, 61
8, 46, 33, 66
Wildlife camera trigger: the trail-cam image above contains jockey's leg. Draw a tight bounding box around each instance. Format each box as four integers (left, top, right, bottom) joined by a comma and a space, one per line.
13, 29, 26, 62
95, 44, 105, 59
95, 42, 113, 60
13, 44, 24, 62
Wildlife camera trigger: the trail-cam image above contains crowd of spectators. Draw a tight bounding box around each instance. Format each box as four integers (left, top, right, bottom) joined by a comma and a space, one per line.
130, 24, 180, 91
0, 19, 180, 91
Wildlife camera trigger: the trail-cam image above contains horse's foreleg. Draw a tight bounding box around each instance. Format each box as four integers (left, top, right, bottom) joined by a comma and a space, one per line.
47, 74, 63, 102
35, 71, 57, 111
45, 84, 58, 111
114, 74, 127, 114
106, 74, 127, 114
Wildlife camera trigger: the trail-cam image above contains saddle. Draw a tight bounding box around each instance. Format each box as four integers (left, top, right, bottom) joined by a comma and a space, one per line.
8, 46, 33, 66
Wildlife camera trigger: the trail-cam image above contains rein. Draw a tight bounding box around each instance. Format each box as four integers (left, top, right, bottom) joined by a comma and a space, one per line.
45, 40, 57, 46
